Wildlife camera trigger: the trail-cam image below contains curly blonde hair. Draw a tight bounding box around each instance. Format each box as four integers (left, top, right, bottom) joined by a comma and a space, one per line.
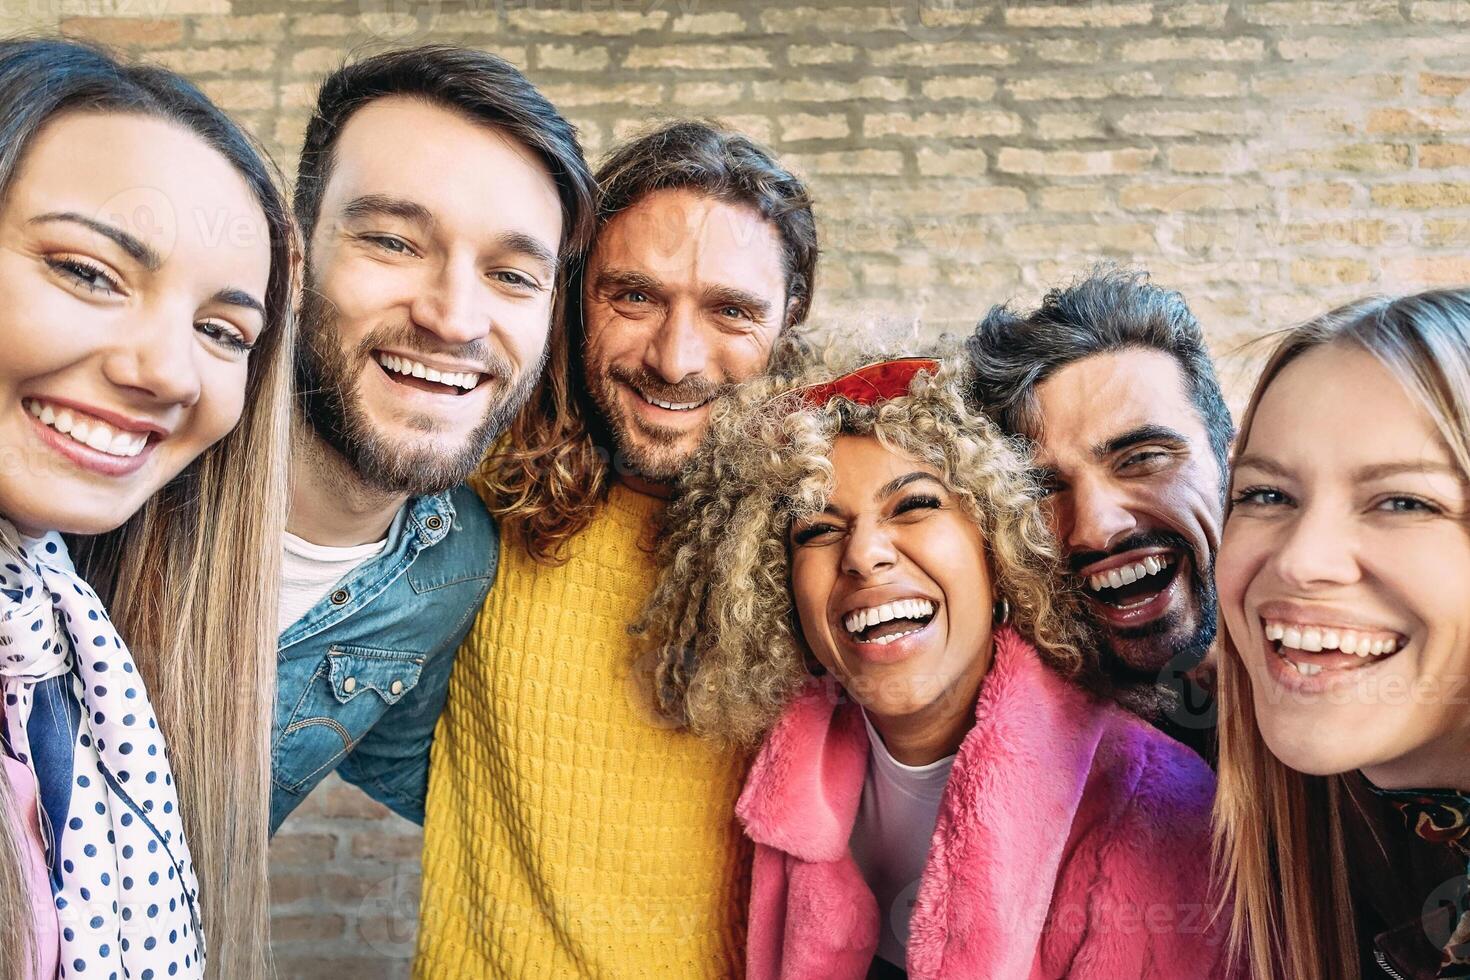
634, 354, 1092, 748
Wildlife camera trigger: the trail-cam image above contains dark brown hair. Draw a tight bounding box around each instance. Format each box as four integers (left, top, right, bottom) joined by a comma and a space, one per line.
485, 120, 820, 563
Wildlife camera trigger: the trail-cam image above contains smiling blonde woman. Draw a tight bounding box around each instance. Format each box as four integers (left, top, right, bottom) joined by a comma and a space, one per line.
636, 353, 1231, 979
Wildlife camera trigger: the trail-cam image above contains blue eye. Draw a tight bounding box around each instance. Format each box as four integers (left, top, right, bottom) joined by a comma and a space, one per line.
1231, 486, 1290, 507
1376, 495, 1439, 514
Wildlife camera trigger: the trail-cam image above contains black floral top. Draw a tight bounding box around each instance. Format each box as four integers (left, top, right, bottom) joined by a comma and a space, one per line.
1368, 784, 1470, 978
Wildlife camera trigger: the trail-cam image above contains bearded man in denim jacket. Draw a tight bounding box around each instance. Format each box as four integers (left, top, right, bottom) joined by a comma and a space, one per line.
268, 46, 595, 832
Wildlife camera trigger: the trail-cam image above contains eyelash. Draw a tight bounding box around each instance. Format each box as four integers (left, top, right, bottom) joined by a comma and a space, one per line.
49, 257, 254, 355
791, 493, 942, 544
1231, 485, 1444, 516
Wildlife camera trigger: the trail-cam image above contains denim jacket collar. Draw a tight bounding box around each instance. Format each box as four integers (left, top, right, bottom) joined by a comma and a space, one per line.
278, 490, 456, 654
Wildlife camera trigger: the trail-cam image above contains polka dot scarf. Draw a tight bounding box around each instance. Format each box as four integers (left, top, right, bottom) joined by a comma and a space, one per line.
0, 523, 204, 979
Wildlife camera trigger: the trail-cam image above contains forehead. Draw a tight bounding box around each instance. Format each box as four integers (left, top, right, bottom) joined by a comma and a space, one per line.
322, 96, 560, 233
827, 434, 937, 497
1032, 348, 1206, 465
11, 111, 268, 287
1248, 344, 1450, 468
590, 187, 785, 293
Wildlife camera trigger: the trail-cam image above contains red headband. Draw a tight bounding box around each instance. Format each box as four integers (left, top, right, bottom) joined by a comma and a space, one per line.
792, 357, 941, 408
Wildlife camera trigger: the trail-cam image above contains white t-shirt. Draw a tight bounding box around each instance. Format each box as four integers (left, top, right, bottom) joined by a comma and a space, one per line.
277, 529, 390, 635
849, 710, 957, 971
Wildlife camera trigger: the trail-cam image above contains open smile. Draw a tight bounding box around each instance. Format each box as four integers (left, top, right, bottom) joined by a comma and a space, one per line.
1080, 548, 1185, 627
625, 382, 715, 415
836, 596, 940, 664
1262, 617, 1407, 688
375, 351, 487, 396
20, 396, 162, 477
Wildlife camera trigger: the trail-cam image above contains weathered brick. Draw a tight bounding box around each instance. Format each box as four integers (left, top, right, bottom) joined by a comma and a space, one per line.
271, 912, 348, 943
1120, 37, 1265, 61
1161, 4, 1230, 28
1039, 186, 1113, 212
914, 146, 989, 177
779, 112, 850, 141
1420, 218, 1470, 246
1420, 72, 1470, 97
1371, 182, 1470, 208
200, 78, 275, 112
194, 13, 283, 43
1421, 143, 1470, 168
1368, 107, 1470, 135
1291, 257, 1373, 285
544, 80, 666, 109
1116, 110, 1256, 137
537, 44, 610, 71
1411, 0, 1470, 21
351, 830, 426, 861
788, 43, 856, 65
787, 149, 906, 176
1005, 3, 1153, 28
1168, 144, 1251, 175
921, 76, 997, 101
865, 110, 1023, 139
753, 77, 907, 103
1173, 71, 1244, 98
1035, 112, 1106, 140
671, 11, 747, 34
1266, 143, 1412, 173
507, 9, 667, 34
760, 6, 891, 32
870, 42, 1013, 67
1243, 1, 1401, 26
624, 44, 770, 70
60, 15, 183, 46
1252, 71, 1402, 99
1384, 255, 1470, 286
290, 46, 345, 76
1276, 36, 1351, 59
150, 45, 275, 76
1287, 182, 1360, 208
996, 147, 1157, 176
1030, 38, 1103, 63
1119, 183, 1270, 211
1003, 222, 1157, 253
1007, 74, 1110, 101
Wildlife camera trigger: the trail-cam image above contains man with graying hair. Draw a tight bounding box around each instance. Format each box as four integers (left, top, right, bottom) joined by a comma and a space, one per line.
964, 269, 1232, 761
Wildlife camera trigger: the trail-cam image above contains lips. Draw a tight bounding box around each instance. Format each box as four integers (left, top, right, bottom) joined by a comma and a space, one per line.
1078, 549, 1186, 629
1261, 616, 1406, 682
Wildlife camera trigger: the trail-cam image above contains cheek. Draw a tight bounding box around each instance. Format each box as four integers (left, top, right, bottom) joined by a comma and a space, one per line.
790, 551, 839, 670
186, 359, 251, 451
494, 296, 553, 368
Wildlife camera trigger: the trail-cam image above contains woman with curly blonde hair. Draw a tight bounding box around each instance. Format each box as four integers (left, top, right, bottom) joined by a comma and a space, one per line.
638, 353, 1229, 980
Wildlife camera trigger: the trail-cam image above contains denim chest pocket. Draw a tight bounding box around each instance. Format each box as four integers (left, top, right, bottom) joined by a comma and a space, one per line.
273, 645, 425, 793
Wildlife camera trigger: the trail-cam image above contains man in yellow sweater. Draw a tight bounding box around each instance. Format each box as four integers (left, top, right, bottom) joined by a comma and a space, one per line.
414, 121, 819, 978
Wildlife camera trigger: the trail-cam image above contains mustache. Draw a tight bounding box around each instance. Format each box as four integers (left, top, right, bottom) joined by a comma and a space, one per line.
608, 364, 727, 405
349, 324, 511, 380
1068, 529, 1196, 577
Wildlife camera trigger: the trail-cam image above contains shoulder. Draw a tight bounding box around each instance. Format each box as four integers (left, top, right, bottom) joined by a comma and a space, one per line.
1090, 705, 1217, 838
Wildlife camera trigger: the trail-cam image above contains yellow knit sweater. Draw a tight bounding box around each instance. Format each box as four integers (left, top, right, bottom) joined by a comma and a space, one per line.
414, 482, 750, 979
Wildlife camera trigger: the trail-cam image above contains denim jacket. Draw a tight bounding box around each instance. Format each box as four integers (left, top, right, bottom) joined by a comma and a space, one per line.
270, 483, 497, 833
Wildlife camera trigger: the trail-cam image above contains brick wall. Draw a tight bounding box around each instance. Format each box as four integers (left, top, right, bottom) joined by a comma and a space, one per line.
22, 0, 1470, 973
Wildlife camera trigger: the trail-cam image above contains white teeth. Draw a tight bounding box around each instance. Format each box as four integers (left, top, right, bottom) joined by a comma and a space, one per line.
22, 398, 149, 458
1266, 620, 1402, 658
1293, 661, 1322, 676
1088, 556, 1171, 592
844, 598, 936, 636
645, 393, 707, 411
376, 353, 482, 390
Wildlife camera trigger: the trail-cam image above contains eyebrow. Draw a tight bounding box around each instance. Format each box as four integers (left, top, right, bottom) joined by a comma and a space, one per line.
705, 284, 773, 322
1234, 453, 1468, 484
212, 286, 267, 321
1094, 424, 1190, 460
593, 268, 661, 296
30, 211, 162, 270
341, 195, 557, 275
818, 472, 945, 515
339, 194, 436, 228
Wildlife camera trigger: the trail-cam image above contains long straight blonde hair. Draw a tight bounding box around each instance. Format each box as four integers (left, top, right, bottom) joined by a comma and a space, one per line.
1214, 287, 1470, 980
0, 38, 298, 978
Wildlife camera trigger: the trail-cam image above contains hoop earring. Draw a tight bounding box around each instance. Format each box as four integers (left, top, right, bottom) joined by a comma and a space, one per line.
992, 595, 1011, 625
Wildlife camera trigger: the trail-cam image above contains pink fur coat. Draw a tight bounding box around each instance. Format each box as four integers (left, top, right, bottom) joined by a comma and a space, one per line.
736, 626, 1232, 979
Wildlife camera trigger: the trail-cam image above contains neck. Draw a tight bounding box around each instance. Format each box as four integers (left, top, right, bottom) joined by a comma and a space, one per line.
288, 417, 409, 547
1361, 729, 1470, 794
616, 470, 673, 500
867, 684, 984, 767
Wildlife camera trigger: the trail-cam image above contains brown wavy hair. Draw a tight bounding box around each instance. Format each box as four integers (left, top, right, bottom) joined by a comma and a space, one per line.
633, 354, 1091, 748
481, 120, 818, 564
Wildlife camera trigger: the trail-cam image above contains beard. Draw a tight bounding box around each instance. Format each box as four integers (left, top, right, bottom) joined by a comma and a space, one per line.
295, 285, 544, 496
583, 346, 725, 483
1071, 528, 1220, 687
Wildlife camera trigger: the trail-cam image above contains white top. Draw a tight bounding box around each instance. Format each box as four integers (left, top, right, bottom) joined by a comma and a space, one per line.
277, 528, 390, 634
849, 710, 957, 970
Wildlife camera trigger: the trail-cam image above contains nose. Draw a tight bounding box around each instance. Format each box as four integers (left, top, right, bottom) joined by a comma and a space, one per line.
103, 312, 203, 407
1269, 503, 1361, 590
841, 517, 898, 579
409, 256, 487, 347
1063, 476, 1139, 555
643, 301, 708, 384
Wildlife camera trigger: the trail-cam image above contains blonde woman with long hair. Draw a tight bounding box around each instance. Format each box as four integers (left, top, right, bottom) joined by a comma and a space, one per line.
637, 354, 1229, 978
1215, 288, 1470, 980
0, 39, 295, 978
